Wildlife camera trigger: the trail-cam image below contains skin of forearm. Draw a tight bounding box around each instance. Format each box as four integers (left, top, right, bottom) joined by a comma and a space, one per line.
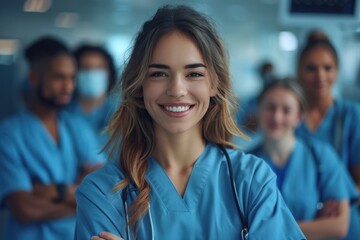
6, 192, 76, 224
33, 183, 77, 208
64, 184, 77, 207
298, 216, 348, 240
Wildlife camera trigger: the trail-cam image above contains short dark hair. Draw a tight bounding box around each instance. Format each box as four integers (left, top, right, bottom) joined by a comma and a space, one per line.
24, 36, 70, 68
73, 44, 117, 92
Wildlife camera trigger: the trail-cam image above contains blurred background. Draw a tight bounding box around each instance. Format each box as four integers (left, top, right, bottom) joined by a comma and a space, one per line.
1, 0, 360, 120
0, 0, 360, 238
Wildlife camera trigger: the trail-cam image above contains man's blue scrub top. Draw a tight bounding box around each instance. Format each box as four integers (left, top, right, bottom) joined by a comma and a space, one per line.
0, 110, 104, 240
67, 97, 116, 146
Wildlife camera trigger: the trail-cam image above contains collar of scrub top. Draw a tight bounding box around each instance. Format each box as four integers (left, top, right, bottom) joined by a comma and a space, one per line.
121, 144, 249, 240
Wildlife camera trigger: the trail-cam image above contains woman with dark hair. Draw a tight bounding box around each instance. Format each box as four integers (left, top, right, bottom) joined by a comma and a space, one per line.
75, 5, 305, 240
69, 44, 117, 145
296, 32, 360, 239
250, 80, 358, 239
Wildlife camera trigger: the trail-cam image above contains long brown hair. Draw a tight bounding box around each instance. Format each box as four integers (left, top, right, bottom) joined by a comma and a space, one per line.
104, 4, 245, 232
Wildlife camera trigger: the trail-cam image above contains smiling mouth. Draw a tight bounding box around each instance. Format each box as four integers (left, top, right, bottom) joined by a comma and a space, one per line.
160, 105, 194, 113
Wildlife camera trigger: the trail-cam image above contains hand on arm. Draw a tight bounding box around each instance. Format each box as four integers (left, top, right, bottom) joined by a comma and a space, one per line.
298, 200, 349, 239
33, 183, 77, 208
92, 232, 123, 240
5, 191, 76, 224
32, 162, 103, 207
316, 200, 340, 219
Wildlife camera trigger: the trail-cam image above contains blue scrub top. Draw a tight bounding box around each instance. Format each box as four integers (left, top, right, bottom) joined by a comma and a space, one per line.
0, 110, 105, 240
75, 142, 305, 240
250, 138, 359, 239
296, 100, 360, 169
66, 96, 116, 146
296, 100, 360, 239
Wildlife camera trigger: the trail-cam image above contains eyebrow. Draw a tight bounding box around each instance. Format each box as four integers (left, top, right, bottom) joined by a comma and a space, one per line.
148, 63, 207, 69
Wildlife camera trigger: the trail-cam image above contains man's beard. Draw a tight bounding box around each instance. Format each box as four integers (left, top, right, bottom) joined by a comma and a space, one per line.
36, 83, 65, 109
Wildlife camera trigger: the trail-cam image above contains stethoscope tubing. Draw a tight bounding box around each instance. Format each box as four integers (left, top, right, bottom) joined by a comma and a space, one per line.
122, 145, 248, 240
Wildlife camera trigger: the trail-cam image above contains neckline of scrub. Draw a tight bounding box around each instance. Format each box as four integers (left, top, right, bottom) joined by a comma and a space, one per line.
301, 100, 338, 134
146, 142, 216, 212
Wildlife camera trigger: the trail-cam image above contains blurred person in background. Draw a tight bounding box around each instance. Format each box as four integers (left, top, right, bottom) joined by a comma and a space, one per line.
0, 36, 104, 240
250, 80, 358, 239
233, 61, 277, 151
296, 31, 360, 239
68, 44, 117, 146
237, 61, 276, 132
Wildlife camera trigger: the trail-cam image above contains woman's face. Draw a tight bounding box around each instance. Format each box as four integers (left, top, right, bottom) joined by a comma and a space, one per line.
259, 87, 301, 141
142, 31, 216, 137
298, 46, 338, 100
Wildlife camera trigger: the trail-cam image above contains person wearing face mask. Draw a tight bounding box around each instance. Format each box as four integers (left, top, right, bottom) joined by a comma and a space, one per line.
250, 80, 358, 239
68, 45, 117, 146
0, 36, 104, 240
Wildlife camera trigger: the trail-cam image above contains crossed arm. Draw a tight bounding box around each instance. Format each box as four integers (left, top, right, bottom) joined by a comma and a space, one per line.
298, 200, 349, 240
5, 163, 103, 224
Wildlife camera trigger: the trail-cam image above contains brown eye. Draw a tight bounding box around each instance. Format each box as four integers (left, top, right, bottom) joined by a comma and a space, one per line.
150, 71, 168, 78
305, 64, 316, 72
283, 107, 291, 114
187, 72, 203, 78
324, 65, 333, 72
264, 103, 276, 112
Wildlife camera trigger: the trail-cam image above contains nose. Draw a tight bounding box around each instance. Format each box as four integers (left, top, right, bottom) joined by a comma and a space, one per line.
166, 75, 187, 98
273, 108, 282, 122
63, 77, 75, 93
316, 69, 326, 83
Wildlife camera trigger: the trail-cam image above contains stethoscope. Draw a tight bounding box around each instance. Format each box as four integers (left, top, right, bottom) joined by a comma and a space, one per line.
121, 144, 248, 240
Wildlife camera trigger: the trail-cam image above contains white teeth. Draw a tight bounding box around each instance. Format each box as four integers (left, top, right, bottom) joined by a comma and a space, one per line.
164, 106, 190, 112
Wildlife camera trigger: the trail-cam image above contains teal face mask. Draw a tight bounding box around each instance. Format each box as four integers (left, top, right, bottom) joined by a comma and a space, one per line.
77, 69, 109, 98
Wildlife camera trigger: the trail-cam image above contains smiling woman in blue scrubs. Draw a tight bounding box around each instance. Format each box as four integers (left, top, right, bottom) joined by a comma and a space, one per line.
75, 5, 305, 240
295, 32, 360, 239
250, 80, 358, 239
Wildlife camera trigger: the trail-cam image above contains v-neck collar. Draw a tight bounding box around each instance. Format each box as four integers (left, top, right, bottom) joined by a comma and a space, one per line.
146, 143, 215, 212
257, 141, 297, 192
302, 101, 337, 135
24, 109, 64, 149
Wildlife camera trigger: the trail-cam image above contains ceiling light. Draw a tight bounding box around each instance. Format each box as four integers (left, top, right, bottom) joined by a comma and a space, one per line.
0, 39, 19, 55
278, 31, 298, 51
55, 12, 78, 28
23, 0, 52, 13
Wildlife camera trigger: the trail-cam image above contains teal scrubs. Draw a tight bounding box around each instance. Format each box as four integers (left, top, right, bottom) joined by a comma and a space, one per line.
0, 110, 104, 240
250, 138, 359, 239
296, 100, 360, 239
296, 100, 360, 169
75, 142, 305, 240
66, 97, 116, 146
